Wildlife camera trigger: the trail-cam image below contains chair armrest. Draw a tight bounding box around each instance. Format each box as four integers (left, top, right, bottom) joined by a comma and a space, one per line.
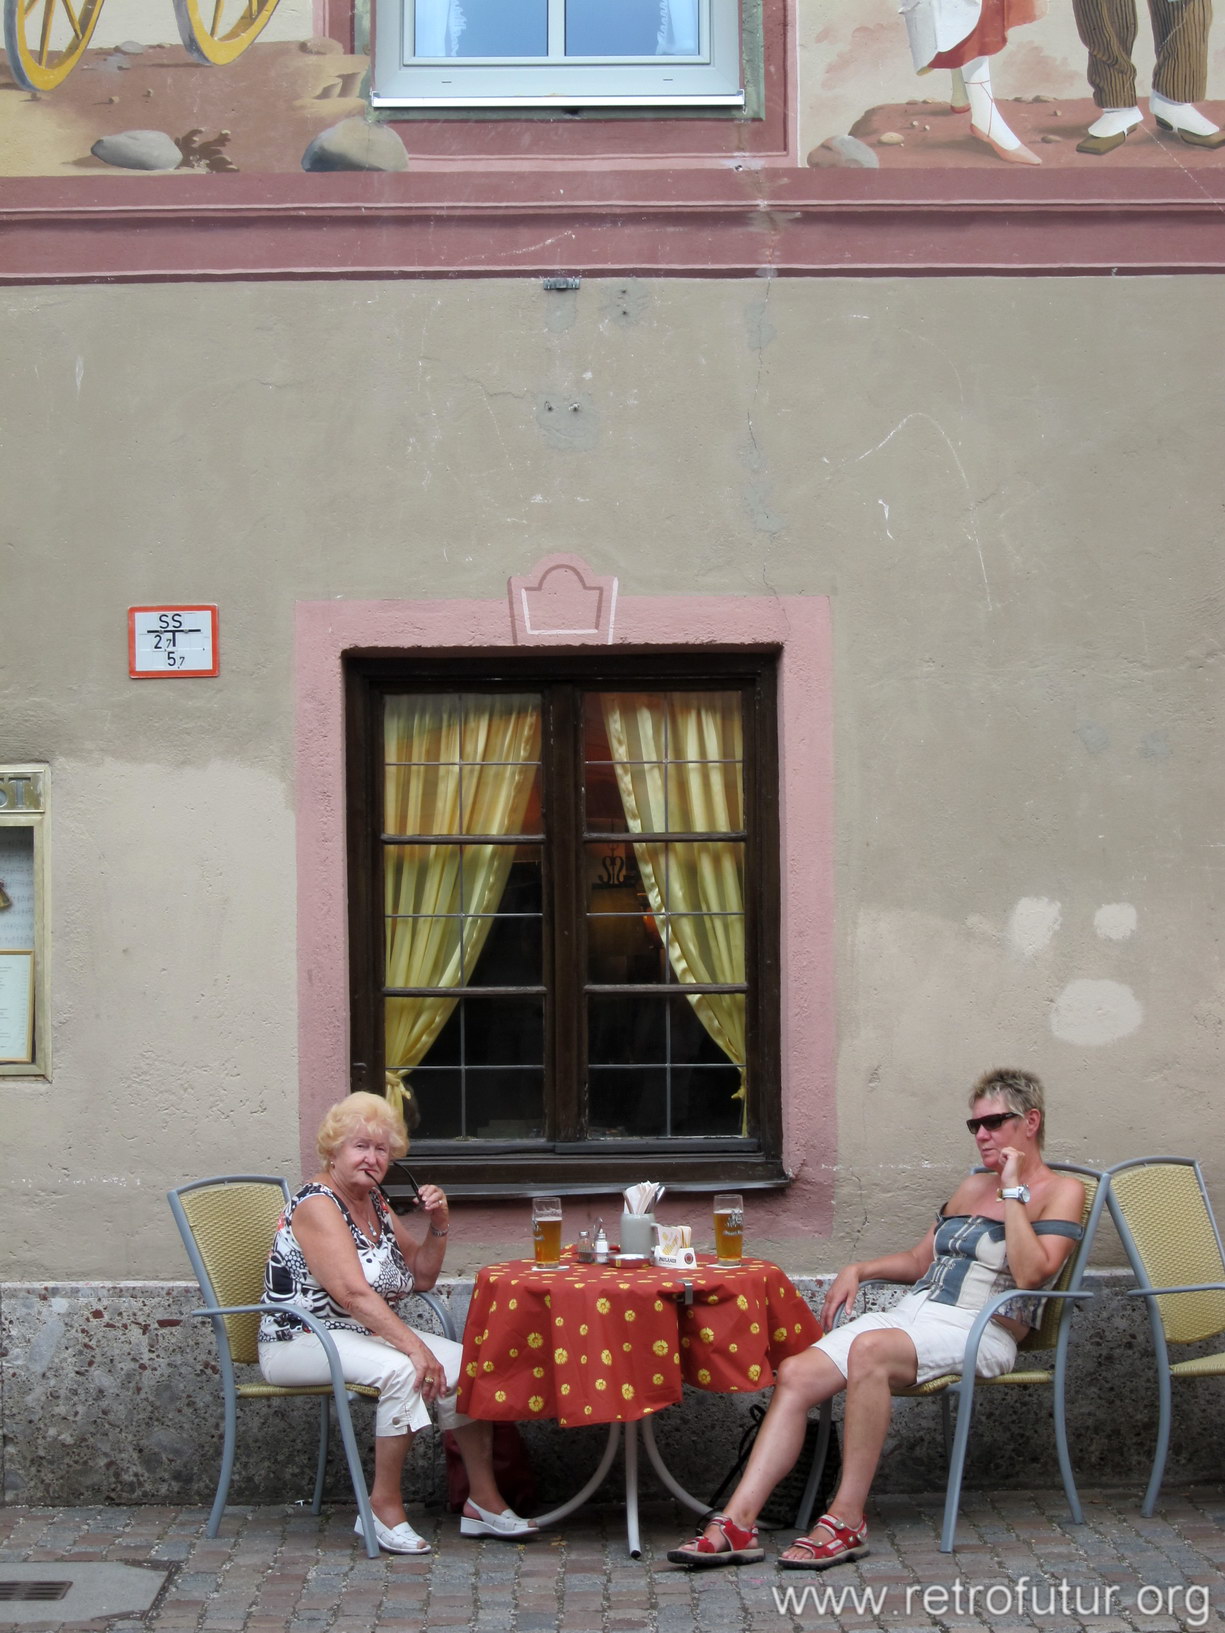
191, 1303, 363, 1397
833, 1278, 910, 1327
961, 1287, 1093, 1367
412, 1288, 457, 1344
1125, 1283, 1225, 1298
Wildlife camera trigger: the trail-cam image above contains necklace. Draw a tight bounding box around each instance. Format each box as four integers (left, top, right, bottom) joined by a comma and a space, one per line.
326, 1172, 381, 1241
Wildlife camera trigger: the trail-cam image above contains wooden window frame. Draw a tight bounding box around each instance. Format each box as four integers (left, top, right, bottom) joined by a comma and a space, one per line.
345, 649, 782, 1199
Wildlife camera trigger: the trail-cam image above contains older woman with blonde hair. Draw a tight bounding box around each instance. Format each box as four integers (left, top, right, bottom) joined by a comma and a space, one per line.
259, 1091, 535, 1554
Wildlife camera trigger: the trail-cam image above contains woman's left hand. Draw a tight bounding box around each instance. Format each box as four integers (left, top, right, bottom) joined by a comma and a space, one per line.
418, 1183, 449, 1234
998, 1146, 1025, 1190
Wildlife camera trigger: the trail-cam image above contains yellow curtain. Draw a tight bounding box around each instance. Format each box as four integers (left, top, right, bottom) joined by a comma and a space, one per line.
383, 694, 541, 1125
601, 692, 748, 1134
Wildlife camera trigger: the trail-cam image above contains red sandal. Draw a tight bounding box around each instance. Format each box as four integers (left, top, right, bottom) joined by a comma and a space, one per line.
667, 1513, 764, 1568
778, 1512, 869, 1570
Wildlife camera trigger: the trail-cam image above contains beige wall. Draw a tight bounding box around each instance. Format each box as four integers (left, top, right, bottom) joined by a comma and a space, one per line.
3, 276, 1223, 1280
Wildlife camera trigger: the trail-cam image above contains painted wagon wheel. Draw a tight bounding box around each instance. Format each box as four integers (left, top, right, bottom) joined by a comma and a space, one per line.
3, 0, 107, 90
172, 0, 279, 66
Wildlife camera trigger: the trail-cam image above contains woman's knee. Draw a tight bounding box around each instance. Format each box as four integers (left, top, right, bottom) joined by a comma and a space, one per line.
774, 1347, 843, 1405
845, 1329, 915, 1387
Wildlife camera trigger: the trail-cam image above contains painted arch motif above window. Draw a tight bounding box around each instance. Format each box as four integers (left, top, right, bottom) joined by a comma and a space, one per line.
371, 0, 745, 108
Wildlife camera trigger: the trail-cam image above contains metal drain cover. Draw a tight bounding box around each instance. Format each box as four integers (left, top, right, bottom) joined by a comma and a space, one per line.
0, 1564, 168, 1624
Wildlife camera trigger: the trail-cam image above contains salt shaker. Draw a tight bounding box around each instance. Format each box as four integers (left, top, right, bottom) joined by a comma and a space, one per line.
594, 1222, 610, 1262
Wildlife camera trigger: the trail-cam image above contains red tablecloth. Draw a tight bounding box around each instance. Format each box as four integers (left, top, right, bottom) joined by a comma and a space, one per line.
458, 1254, 821, 1427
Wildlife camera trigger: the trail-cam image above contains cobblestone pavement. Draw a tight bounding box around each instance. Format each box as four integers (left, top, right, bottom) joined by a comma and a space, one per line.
3, 1489, 1225, 1633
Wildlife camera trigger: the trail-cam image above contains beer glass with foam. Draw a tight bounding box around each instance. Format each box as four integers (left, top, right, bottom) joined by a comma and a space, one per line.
713, 1193, 743, 1267
532, 1195, 563, 1268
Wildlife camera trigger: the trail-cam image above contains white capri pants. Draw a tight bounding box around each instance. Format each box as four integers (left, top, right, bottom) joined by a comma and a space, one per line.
814, 1289, 1018, 1385
259, 1327, 470, 1438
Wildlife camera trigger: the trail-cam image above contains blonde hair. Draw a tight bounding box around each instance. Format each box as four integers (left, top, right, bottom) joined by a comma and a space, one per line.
970, 1068, 1046, 1149
316, 1091, 409, 1163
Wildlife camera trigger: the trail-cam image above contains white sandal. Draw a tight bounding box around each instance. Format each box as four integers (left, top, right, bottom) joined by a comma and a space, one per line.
459, 1501, 539, 1539
355, 1512, 430, 1554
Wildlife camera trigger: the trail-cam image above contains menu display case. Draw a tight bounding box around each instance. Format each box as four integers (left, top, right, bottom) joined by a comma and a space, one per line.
0, 766, 48, 1075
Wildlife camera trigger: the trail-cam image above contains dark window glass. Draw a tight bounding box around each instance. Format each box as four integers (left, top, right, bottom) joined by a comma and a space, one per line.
347, 658, 780, 1195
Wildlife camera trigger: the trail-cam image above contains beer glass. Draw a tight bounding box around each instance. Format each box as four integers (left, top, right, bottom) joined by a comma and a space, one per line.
713, 1192, 743, 1267
532, 1195, 563, 1268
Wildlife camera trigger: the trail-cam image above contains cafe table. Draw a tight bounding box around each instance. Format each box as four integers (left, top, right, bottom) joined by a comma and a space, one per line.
457, 1251, 822, 1556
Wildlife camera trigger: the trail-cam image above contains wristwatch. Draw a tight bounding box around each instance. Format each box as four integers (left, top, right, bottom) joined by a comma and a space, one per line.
998, 1185, 1031, 1203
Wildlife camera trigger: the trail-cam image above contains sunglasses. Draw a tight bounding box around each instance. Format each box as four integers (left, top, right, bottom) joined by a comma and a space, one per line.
965, 1111, 1021, 1135
378, 1170, 423, 1214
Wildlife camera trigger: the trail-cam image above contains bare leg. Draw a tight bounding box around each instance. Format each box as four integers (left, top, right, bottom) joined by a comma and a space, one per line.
370, 1432, 413, 1528
779, 1329, 918, 1561
450, 1419, 511, 1516
690, 1349, 849, 1542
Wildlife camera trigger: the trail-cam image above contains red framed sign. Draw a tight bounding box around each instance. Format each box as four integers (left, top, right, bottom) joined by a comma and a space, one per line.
128, 606, 220, 678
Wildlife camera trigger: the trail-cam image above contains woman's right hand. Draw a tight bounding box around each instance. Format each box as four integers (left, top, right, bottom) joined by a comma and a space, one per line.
820, 1264, 861, 1331
404, 1332, 453, 1402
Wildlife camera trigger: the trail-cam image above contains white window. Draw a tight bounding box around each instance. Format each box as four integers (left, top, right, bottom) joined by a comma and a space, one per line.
371, 0, 744, 108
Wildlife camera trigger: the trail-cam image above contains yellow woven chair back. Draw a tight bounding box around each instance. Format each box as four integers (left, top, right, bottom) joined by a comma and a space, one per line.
1016, 1171, 1098, 1354
1110, 1161, 1225, 1344
177, 1180, 286, 1364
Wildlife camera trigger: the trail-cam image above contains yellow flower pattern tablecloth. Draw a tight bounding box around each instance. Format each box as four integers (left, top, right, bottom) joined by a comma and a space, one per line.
458, 1254, 821, 1428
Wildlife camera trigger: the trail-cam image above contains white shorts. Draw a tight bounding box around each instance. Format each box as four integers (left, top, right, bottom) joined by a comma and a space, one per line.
259, 1326, 469, 1438
813, 1289, 1018, 1386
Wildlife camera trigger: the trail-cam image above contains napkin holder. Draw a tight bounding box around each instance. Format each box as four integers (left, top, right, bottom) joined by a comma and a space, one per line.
653, 1224, 696, 1269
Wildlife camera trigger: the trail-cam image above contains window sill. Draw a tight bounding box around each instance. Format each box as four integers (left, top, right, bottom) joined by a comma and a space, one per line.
386, 1152, 790, 1202
369, 92, 746, 109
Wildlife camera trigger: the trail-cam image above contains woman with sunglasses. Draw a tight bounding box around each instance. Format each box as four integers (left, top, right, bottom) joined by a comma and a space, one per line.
258, 1091, 536, 1554
669, 1068, 1085, 1572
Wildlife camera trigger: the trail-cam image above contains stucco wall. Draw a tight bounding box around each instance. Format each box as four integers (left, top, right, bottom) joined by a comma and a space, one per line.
2, 276, 1223, 1285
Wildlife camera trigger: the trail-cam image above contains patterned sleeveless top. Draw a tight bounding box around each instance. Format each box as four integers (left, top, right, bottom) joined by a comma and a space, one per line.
913, 1211, 1084, 1328
259, 1181, 415, 1344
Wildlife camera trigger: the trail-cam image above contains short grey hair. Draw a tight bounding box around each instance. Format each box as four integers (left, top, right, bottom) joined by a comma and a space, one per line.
970, 1068, 1046, 1149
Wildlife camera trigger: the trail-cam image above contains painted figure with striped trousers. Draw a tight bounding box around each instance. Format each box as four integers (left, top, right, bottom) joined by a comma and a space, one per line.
1072, 0, 1224, 152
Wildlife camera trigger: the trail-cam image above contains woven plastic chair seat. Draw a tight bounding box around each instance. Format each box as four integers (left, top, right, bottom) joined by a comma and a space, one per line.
896, 1364, 1054, 1396
1109, 1162, 1225, 1344
237, 1381, 382, 1399
896, 1375, 960, 1396
1169, 1351, 1225, 1379
1105, 1156, 1225, 1516
981, 1367, 1053, 1386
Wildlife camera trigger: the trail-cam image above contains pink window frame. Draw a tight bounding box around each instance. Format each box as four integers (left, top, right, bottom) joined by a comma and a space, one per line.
294, 584, 834, 1233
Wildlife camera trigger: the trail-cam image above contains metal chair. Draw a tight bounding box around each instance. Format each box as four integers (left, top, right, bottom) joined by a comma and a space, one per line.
796, 1162, 1108, 1553
1105, 1156, 1225, 1516
168, 1174, 456, 1557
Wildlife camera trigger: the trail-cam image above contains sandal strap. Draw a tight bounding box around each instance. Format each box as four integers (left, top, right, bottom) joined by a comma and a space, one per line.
684, 1513, 758, 1554
816, 1512, 867, 1546
785, 1534, 825, 1560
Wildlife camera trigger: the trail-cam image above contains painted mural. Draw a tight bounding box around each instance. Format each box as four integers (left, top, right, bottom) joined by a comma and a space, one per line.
1, 0, 1223, 175
801, 0, 1225, 169
0, 0, 378, 175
